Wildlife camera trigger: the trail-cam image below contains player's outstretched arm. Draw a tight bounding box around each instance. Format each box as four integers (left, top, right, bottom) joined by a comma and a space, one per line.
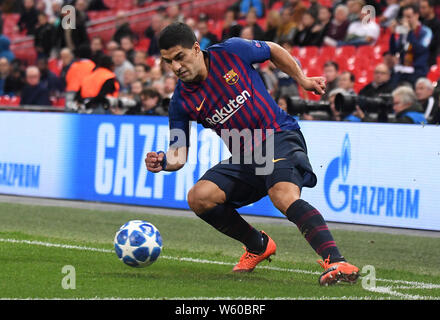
266, 41, 326, 95
145, 146, 188, 173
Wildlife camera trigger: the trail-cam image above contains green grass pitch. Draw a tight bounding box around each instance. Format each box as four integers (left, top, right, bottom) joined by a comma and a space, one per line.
0, 200, 439, 300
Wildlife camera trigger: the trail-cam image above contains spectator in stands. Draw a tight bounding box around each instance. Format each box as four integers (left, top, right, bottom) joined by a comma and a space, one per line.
17, 0, 39, 35
346, 0, 364, 22
308, 0, 322, 20
112, 49, 134, 87
419, 0, 440, 66
313, 6, 332, 45
162, 75, 176, 100
75, 0, 90, 24
337, 5, 381, 47
327, 88, 356, 121
133, 49, 147, 65
125, 88, 166, 116
105, 40, 120, 56
90, 36, 105, 65
263, 10, 281, 42
359, 63, 394, 97
222, 8, 243, 41
321, 61, 339, 101
34, 12, 56, 59
389, 4, 432, 85
239, 0, 265, 18
113, 11, 137, 44
292, 10, 322, 47
244, 9, 265, 40
322, 4, 350, 46
415, 77, 438, 123
197, 15, 219, 50
20, 66, 51, 106
120, 68, 137, 94
275, 6, 297, 43
37, 57, 63, 97
356, 85, 426, 123
134, 63, 152, 87
389, 85, 426, 124
54, 2, 90, 53
284, 0, 307, 26
378, 0, 400, 28
3, 61, 25, 96
120, 36, 136, 65
0, 34, 14, 63
59, 47, 74, 89
145, 12, 165, 57
167, 4, 185, 23
240, 26, 254, 40
338, 71, 356, 94
77, 55, 120, 113
0, 57, 10, 95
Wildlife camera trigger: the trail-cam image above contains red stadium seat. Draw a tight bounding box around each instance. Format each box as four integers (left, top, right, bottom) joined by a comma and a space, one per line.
320, 46, 336, 59
135, 38, 151, 51
335, 46, 356, 59
356, 45, 375, 60
427, 65, 440, 82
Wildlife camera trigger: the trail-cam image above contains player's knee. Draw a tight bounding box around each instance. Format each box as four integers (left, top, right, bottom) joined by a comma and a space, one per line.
268, 182, 301, 214
187, 182, 226, 215
187, 186, 214, 215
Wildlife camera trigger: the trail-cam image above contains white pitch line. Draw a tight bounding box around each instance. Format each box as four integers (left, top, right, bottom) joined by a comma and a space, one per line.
1, 238, 439, 299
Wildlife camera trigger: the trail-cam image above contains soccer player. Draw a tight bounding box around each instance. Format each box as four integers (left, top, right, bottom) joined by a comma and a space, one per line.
145, 22, 360, 285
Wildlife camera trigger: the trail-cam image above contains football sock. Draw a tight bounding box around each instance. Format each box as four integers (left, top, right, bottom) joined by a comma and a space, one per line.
286, 199, 345, 263
198, 204, 265, 254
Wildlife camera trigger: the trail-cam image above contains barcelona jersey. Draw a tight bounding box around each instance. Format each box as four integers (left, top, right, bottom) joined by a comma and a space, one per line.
168, 37, 300, 150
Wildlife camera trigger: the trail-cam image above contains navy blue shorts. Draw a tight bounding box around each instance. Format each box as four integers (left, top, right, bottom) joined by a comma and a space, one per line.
199, 129, 317, 209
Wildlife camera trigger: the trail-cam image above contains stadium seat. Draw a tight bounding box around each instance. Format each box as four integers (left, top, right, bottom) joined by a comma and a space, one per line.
320, 46, 336, 59
135, 38, 151, 51
427, 65, 440, 82
335, 46, 357, 59
356, 46, 375, 61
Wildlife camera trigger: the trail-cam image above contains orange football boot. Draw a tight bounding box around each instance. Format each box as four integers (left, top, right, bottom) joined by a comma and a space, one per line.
232, 231, 276, 273
317, 255, 360, 286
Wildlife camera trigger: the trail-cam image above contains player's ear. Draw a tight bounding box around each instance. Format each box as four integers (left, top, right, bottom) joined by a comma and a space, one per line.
193, 42, 201, 54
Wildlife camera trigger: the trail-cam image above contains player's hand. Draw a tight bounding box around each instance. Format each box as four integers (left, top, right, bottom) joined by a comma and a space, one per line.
145, 151, 165, 173
300, 77, 326, 95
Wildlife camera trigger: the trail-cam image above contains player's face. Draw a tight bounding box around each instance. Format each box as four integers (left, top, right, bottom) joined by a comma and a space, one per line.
160, 43, 203, 83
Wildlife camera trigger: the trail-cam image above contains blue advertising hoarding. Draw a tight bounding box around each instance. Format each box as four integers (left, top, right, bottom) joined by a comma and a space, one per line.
1, 111, 439, 230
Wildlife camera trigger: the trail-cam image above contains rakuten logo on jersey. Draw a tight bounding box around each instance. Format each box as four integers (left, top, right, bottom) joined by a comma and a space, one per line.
205, 90, 251, 126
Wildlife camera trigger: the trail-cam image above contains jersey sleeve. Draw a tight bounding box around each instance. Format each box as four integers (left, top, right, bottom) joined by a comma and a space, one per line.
222, 37, 271, 65
168, 91, 190, 148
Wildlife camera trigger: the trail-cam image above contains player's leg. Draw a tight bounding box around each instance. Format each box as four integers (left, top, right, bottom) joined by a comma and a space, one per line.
268, 181, 344, 263
187, 179, 265, 255
264, 130, 359, 285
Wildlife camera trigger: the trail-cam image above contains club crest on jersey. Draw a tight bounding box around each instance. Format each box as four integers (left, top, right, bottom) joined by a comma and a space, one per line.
223, 69, 239, 85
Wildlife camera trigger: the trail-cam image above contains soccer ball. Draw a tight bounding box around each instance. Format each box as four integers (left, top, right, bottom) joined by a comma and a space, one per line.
114, 220, 163, 267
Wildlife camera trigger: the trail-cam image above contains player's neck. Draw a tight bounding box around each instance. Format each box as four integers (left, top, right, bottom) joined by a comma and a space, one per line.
200, 51, 210, 81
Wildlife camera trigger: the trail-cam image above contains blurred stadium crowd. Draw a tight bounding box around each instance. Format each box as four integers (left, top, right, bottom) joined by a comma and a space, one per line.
0, 0, 439, 124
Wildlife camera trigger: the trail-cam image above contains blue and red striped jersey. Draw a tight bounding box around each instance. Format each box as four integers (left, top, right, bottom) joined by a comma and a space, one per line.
168, 37, 299, 151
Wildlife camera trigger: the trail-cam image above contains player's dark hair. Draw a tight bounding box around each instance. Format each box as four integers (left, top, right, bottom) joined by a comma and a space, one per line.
158, 22, 197, 51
